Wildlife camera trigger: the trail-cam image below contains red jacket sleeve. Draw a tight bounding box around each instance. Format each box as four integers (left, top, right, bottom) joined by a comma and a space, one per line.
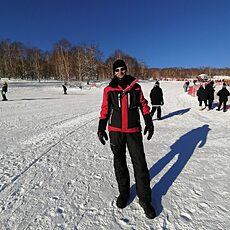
100, 87, 110, 119
139, 87, 151, 115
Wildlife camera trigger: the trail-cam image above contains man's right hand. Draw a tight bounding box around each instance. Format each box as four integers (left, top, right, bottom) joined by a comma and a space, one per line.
97, 130, 108, 145
144, 125, 154, 140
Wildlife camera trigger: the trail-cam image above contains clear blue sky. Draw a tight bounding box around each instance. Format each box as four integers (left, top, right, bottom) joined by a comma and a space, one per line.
1, 0, 230, 68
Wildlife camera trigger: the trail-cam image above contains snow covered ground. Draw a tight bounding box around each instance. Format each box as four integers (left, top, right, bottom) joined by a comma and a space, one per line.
0, 80, 229, 229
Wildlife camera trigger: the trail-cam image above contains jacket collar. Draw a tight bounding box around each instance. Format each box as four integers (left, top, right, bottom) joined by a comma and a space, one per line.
109, 75, 138, 91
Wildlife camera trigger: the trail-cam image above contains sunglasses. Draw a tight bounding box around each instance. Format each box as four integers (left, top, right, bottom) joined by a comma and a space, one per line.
115, 67, 126, 72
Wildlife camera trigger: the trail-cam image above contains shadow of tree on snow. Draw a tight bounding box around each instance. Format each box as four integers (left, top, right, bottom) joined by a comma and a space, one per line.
128, 124, 210, 216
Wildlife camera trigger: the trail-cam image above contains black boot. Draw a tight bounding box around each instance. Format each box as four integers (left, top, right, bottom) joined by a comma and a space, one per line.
116, 194, 129, 209
139, 200, 156, 219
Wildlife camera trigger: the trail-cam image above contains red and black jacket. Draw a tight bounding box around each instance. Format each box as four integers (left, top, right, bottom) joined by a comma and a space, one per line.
99, 75, 151, 133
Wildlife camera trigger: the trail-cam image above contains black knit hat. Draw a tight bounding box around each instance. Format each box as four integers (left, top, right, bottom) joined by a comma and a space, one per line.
113, 59, 127, 74
155, 80, 160, 86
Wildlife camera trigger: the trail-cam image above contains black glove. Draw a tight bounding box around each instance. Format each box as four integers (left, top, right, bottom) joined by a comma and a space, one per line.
143, 114, 154, 140
98, 119, 108, 145
97, 130, 108, 145
144, 125, 154, 140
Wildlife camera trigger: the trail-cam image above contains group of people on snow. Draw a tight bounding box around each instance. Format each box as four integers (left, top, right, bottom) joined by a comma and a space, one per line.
1, 81, 68, 101
196, 80, 230, 112
1, 59, 229, 221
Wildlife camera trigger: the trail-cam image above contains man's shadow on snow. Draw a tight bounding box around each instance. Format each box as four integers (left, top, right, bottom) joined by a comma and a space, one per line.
128, 124, 210, 216
160, 108, 190, 120
212, 102, 219, 109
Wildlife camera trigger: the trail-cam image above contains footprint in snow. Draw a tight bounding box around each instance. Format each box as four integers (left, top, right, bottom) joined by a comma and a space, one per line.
180, 212, 192, 221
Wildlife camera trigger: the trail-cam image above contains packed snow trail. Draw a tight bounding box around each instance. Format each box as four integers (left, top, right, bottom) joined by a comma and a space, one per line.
0, 110, 99, 193
0, 81, 229, 229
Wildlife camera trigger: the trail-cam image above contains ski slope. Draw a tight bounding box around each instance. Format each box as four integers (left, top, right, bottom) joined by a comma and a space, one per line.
0, 81, 229, 229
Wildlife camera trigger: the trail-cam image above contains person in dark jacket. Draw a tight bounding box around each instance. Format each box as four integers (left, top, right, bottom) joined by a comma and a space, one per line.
216, 83, 230, 112
196, 84, 208, 110
97, 59, 156, 219
205, 80, 215, 110
1, 81, 8, 101
183, 81, 189, 92
149, 81, 164, 120
62, 84, 67, 94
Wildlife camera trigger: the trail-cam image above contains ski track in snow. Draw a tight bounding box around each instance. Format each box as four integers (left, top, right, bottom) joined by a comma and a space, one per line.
0, 110, 99, 193
0, 81, 229, 229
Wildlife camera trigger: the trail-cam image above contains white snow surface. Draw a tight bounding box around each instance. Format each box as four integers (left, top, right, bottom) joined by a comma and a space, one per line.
0, 81, 229, 230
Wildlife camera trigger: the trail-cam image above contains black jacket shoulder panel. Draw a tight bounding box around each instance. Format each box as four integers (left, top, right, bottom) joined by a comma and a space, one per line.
125, 75, 136, 85
109, 77, 119, 88
109, 75, 136, 88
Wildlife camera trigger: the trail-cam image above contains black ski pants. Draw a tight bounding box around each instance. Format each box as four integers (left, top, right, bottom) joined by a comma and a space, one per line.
217, 101, 227, 111
151, 106, 161, 119
198, 100, 207, 107
109, 131, 151, 203
1, 91, 7, 101
207, 99, 214, 109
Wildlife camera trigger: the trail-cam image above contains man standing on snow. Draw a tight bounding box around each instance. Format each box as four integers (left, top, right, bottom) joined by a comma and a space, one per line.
216, 83, 230, 112
149, 81, 164, 120
183, 81, 189, 92
97, 59, 156, 219
1, 81, 8, 101
197, 84, 208, 110
205, 80, 215, 110
62, 84, 67, 94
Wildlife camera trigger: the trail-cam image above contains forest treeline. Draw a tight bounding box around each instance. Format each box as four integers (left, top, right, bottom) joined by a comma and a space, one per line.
1, 39, 230, 82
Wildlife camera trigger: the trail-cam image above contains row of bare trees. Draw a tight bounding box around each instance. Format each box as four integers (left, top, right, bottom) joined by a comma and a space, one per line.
0, 39, 230, 82
0, 39, 148, 82
149, 67, 230, 79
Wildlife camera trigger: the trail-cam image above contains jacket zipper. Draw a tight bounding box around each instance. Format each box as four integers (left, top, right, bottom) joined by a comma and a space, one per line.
118, 93, 121, 108
127, 92, 130, 108
109, 109, 113, 124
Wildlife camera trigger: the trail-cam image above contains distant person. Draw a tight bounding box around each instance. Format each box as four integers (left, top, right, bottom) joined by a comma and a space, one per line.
183, 81, 189, 92
196, 84, 208, 110
97, 59, 156, 219
62, 84, 67, 94
205, 80, 215, 110
216, 83, 230, 112
149, 81, 164, 120
1, 81, 8, 101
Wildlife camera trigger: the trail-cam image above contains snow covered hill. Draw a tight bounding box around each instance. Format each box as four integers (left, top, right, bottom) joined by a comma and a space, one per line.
0, 81, 229, 229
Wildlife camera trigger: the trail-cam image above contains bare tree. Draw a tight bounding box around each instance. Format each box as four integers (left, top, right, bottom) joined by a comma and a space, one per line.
71, 44, 102, 82
1, 39, 230, 81
25, 47, 44, 81
106, 49, 147, 78
51, 39, 72, 82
